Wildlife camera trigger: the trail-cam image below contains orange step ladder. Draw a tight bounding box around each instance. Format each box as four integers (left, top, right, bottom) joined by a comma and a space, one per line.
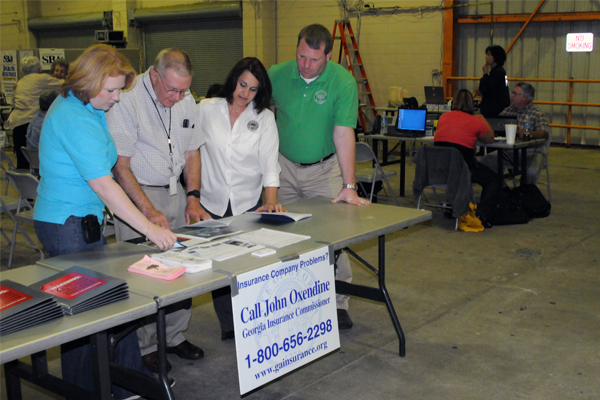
332, 20, 377, 133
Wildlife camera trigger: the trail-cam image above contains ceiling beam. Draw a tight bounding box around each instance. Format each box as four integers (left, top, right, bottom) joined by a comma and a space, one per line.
458, 12, 600, 24
505, 0, 546, 54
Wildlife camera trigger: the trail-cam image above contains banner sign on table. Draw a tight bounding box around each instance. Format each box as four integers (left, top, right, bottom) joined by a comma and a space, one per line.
232, 246, 339, 394
39, 49, 65, 71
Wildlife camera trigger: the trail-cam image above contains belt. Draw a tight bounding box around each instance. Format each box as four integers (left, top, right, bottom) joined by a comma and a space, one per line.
298, 153, 335, 167
140, 180, 179, 189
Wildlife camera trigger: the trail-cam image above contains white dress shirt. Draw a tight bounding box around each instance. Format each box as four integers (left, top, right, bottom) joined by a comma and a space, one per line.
198, 97, 280, 217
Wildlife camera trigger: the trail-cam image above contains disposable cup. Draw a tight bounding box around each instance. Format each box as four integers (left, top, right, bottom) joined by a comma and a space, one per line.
505, 124, 518, 145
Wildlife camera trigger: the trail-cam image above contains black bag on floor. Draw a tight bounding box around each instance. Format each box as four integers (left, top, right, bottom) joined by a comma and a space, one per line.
512, 184, 551, 218
492, 187, 531, 226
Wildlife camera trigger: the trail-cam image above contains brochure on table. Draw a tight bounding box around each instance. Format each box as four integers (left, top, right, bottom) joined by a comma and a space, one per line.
231, 246, 339, 395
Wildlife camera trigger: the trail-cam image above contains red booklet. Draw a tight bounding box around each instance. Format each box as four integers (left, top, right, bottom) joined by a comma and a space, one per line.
32, 266, 129, 316
0, 285, 34, 311
1, 280, 63, 336
39, 272, 107, 300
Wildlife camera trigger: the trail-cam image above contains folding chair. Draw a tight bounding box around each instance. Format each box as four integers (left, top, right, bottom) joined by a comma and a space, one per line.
21, 146, 40, 176
355, 142, 399, 206
5, 171, 45, 269
1, 194, 20, 245
1, 148, 28, 194
413, 146, 474, 231
536, 151, 551, 203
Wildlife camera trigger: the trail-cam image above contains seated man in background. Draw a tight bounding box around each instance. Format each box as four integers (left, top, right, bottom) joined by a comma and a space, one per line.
26, 90, 59, 149
480, 82, 549, 185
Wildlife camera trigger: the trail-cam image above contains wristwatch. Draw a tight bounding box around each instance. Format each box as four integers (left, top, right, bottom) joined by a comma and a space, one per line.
342, 183, 357, 191
186, 190, 200, 198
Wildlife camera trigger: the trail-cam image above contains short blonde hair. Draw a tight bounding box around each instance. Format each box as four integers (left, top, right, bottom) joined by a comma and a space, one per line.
61, 44, 136, 104
451, 89, 475, 114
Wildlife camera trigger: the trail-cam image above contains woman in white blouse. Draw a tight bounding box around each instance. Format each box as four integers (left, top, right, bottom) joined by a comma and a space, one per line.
197, 57, 283, 218
197, 57, 284, 339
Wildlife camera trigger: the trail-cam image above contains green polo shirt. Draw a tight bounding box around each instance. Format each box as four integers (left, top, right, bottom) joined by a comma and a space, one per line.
269, 60, 358, 164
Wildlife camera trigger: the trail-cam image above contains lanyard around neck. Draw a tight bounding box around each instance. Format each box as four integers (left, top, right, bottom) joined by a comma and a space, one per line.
143, 77, 172, 153
143, 77, 174, 168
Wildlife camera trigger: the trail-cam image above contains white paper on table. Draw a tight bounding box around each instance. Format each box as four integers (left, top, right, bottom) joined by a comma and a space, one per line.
233, 228, 311, 248
183, 238, 265, 261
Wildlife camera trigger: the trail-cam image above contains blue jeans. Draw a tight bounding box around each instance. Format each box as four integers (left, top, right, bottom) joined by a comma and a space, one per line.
35, 216, 152, 400
35, 216, 107, 257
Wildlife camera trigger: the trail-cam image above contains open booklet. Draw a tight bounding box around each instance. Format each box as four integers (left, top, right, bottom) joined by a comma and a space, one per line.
171, 225, 242, 242
182, 238, 265, 262
250, 211, 312, 223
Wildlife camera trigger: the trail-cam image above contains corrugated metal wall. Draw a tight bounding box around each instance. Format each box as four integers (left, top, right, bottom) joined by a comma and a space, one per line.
456, 0, 599, 146
143, 18, 243, 99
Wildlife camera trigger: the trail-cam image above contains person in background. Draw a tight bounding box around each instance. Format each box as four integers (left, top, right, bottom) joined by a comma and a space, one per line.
51, 59, 69, 80
205, 83, 223, 99
480, 82, 550, 185
107, 48, 205, 373
197, 57, 283, 340
6, 56, 63, 169
476, 45, 510, 118
434, 89, 501, 227
25, 90, 59, 149
34, 44, 176, 400
268, 23, 371, 330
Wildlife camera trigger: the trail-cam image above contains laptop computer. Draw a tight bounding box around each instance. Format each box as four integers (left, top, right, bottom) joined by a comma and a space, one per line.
384, 108, 427, 137
486, 116, 518, 137
424, 86, 445, 105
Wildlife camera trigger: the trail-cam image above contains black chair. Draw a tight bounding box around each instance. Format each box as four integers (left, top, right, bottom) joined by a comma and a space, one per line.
413, 146, 474, 230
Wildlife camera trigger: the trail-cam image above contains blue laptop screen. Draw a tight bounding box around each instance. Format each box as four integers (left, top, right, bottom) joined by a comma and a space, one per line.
397, 109, 427, 132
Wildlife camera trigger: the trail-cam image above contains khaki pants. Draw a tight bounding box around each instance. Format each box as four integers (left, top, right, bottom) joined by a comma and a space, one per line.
114, 183, 191, 354
278, 153, 351, 310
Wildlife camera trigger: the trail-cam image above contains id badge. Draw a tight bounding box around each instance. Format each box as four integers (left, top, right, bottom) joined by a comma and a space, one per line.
169, 175, 178, 196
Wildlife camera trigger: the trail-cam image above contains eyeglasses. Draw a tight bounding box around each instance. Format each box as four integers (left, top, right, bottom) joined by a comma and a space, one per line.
155, 71, 191, 97
511, 91, 525, 96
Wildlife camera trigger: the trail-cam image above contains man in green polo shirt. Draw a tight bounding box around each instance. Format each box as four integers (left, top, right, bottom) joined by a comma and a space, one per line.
269, 24, 371, 330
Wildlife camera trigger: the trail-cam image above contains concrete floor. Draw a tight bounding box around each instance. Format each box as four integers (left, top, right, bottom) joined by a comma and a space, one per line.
1, 145, 599, 399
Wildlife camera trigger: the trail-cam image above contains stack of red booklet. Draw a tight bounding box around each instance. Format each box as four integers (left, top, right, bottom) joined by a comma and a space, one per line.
31, 266, 129, 316
0, 280, 63, 336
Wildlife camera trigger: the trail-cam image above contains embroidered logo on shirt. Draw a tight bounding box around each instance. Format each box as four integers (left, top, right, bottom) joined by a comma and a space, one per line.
314, 90, 327, 105
247, 120, 259, 132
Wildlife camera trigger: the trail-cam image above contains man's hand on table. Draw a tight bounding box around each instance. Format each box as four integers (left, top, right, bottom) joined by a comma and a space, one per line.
185, 200, 212, 225
145, 209, 171, 230
332, 188, 371, 206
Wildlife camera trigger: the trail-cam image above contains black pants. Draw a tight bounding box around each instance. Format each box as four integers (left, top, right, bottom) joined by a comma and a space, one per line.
203, 197, 262, 332
470, 161, 502, 221
12, 123, 29, 170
